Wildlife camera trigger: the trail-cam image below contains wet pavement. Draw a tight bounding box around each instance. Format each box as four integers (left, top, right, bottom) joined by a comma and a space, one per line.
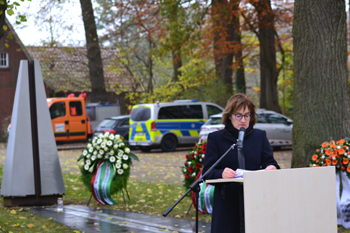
1, 143, 291, 232
28, 205, 211, 233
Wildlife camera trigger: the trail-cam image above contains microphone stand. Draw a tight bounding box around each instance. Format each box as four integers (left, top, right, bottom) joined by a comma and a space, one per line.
237, 145, 245, 233
163, 142, 237, 233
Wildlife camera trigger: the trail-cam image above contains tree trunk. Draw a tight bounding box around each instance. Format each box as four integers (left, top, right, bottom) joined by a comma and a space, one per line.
233, 3, 245, 94
0, 2, 7, 40
253, 0, 281, 112
211, 0, 223, 78
292, 0, 350, 168
80, 0, 107, 102
172, 48, 182, 82
211, 0, 237, 100
148, 40, 154, 93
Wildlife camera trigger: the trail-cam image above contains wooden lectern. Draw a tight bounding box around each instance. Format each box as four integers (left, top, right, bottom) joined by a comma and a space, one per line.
206, 166, 337, 233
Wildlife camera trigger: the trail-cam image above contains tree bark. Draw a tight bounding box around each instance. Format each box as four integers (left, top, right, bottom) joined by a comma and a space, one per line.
212, 0, 239, 100
172, 48, 182, 82
211, 0, 223, 78
0, 2, 7, 40
292, 0, 350, 167
166, 1, 183, 82
233, 2, 245, 94
80, 0, 107, 102
252, 0, 281, 113
148, 39, 154, 93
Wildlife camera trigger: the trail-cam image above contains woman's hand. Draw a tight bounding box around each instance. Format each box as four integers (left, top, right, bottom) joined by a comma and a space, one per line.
222, 168, 236, 179
265, 165, 277, 170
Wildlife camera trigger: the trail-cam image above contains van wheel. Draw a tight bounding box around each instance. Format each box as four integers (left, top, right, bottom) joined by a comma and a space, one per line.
161, 135, 177, 152
140, 146, 151, 152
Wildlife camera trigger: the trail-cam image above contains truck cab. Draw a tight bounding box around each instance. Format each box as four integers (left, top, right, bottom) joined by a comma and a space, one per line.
47, 97, 92, 142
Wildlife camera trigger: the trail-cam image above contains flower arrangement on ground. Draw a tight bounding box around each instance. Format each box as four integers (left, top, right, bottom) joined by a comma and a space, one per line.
182, 140, 207, 190
309, 138, 350, 178
310, 138, 350, 229
78, 132, 138, 205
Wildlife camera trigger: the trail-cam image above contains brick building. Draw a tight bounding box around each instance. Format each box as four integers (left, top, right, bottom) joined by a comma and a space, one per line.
0, 18, 33, 141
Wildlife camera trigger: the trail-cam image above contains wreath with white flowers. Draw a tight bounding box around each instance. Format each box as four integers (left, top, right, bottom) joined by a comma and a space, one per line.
78, 132, 138, 204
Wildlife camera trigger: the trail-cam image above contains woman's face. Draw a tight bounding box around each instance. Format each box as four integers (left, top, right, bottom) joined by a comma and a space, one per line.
229, 106, 251, 130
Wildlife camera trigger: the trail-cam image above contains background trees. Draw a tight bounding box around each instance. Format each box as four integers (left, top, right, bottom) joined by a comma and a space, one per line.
292, 0, 350, 167
9, 0, 295, 112
8, 0, 350, 168
80, 0, 107, 102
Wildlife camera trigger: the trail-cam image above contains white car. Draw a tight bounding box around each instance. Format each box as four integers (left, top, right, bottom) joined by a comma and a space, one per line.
199, 109, 293, 148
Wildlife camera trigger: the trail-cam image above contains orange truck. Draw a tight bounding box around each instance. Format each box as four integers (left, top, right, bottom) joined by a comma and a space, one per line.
48, 96, 92, 142
48, 96, 121, 142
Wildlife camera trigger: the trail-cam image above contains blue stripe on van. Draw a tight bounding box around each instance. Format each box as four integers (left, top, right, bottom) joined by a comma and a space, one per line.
130, 123, 137, 140
156, 122, 180, 130
179, 122, 203, 130
156, 121, 203, 130
141, 123, 151, 141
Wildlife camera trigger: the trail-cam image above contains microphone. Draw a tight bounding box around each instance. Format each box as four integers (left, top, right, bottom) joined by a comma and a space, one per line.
237, 127, 245, 149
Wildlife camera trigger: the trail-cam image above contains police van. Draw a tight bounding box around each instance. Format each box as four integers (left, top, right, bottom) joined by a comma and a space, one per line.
129, 100, 223, 152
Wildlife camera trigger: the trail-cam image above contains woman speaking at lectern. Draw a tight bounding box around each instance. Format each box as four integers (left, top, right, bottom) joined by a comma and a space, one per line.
202, 93, 280, 233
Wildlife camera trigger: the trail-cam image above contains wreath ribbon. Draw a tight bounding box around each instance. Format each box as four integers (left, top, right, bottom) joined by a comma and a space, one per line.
191, 168, 214, 214
90, 161, 117, 205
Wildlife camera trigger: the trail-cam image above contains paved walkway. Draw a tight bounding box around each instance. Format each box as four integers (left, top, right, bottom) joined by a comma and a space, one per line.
29, 205, 211, 233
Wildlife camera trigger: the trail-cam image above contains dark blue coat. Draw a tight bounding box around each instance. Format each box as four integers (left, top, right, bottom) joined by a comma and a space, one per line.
202, 128, 280, 233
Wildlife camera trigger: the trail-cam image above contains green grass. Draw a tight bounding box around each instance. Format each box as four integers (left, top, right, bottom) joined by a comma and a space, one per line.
0, 167, 349, 232
0, 167, 210, 232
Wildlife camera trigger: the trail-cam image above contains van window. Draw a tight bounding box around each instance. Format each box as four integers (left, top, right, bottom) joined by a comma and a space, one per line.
69, 101, 83, 116
158, 105, 203, 119
131, 107, 151, 121
158, 106, 180, 119
50, 102, 66, 119
207, 104, 222, 117
180, 105, 203, 119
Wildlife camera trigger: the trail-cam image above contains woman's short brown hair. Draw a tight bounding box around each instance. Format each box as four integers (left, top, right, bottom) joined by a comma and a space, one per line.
222, 93, 257, 126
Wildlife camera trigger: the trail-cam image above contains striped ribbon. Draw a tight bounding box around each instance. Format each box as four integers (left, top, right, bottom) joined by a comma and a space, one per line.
191, 167, 215, 214
91, 161, 117, 205
198, 182, 214, 214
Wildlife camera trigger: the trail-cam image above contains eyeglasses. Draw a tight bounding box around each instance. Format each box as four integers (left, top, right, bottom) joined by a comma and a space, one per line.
233, 113, 252, 121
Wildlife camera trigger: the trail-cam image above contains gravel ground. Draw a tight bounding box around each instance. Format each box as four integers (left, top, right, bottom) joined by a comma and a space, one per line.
0, 143, 292, 185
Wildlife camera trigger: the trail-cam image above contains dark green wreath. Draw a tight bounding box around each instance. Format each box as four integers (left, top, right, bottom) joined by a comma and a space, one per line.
77, 134, 139, 198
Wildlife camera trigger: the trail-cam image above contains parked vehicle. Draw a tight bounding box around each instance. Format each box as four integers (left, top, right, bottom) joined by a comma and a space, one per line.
129, 100, 224, 152
8, 94, 120, 143
85, 103, 121, 129
93, 115, 130, 140
199, 109, 293, 148
48, 96, 92, 142
198, 114, 225, 141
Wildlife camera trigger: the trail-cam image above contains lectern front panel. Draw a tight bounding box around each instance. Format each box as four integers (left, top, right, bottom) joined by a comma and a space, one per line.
244, 167, 336, 233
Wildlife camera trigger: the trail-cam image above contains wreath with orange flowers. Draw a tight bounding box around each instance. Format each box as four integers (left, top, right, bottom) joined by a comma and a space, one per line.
309, 138, 350, 178
182, 140, 207, 190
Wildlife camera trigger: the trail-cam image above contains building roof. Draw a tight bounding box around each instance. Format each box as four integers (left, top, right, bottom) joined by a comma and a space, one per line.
26, 46, 138, 93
